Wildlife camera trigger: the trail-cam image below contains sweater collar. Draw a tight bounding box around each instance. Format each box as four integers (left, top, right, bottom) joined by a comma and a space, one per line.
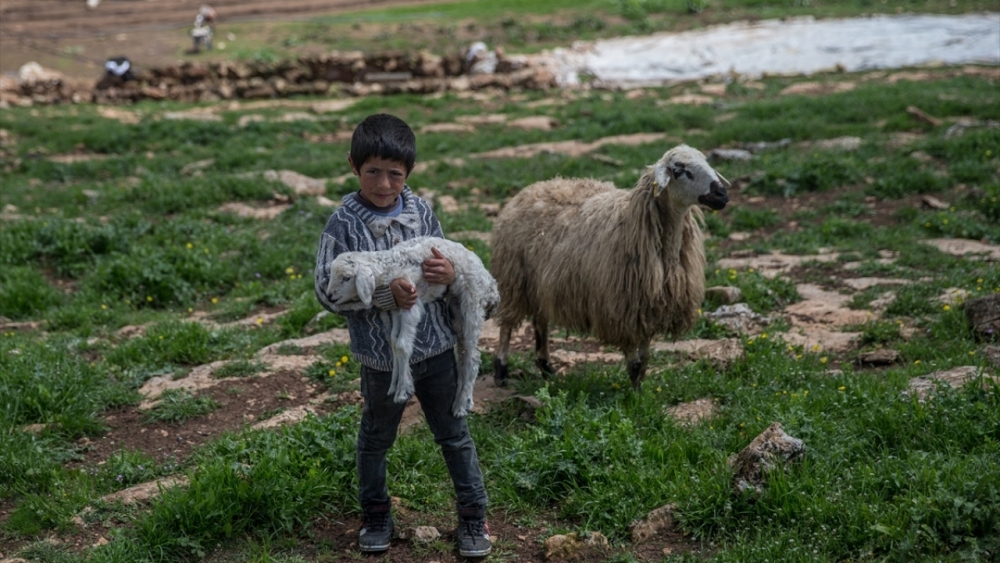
342, 186, 422, 238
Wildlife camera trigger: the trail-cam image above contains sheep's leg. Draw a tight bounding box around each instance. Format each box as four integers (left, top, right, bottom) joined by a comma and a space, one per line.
493, 324, 512, 388
626, 342, 651, 389
533, 317, 555, 378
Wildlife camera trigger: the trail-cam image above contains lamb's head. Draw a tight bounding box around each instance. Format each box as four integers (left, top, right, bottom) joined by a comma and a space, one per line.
652, 144, 730, 210
326, 253, 377, 306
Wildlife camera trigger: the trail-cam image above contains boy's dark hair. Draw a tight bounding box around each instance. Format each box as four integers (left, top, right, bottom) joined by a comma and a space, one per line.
350, 114, 417, 175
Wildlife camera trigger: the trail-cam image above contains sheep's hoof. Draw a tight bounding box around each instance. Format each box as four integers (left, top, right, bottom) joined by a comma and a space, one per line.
493, 358, 508, 388
536, 358, 555, 377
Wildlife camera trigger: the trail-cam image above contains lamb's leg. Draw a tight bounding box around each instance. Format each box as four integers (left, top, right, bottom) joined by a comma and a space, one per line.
626, 342, 651, 389
493, 324, 512, 388
390, 307, 421, 403
452, 296, 484, 417
533, 317, 555, 378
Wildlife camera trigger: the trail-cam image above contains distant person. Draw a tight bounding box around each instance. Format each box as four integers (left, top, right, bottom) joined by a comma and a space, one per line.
104, 56, 133, 80
97, 56, 134, 89
190, 5, 217, 53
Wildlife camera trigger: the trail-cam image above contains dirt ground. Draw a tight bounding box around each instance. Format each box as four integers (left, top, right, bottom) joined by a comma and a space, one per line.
0, 0, 435, 78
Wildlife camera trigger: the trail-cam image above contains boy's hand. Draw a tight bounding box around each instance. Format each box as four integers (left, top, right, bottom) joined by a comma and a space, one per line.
390, 278, 418, 310
423, 248, 455, 286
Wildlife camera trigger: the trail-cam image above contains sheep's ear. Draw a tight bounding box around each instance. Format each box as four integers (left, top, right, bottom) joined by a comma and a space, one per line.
356, 266, 376, 307
654, 162, 671, 196
716, 170, 731, 187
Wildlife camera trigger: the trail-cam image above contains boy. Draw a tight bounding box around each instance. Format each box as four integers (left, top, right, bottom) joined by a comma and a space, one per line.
314, 113, 491, 557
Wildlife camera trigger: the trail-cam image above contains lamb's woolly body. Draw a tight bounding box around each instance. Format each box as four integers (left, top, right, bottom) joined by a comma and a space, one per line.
326, 236, 499, 417
491, 144, 727, 387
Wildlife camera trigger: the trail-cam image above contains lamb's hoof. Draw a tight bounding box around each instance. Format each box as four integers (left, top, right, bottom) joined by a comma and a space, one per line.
493, 358, 508, 388
536, 358, 555, 377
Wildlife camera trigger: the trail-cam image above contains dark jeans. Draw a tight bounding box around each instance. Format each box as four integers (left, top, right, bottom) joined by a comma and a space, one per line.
357, 349, 488, 512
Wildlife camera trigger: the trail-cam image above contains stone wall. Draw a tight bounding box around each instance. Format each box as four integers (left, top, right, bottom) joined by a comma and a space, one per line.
1, 50, 556, 107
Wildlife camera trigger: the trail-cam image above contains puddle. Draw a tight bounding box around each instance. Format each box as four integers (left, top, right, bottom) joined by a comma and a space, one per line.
535, 14, 1000, 87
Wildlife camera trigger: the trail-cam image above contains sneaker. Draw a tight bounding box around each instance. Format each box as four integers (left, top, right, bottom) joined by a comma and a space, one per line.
457, 513, 492, 557
359, 506, 394, 553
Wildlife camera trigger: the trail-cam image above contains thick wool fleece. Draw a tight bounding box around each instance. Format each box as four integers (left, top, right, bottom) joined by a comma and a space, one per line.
315, 187, 457, 370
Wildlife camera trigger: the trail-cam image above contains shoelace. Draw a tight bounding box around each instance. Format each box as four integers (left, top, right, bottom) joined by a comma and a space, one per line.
461, 520, 487, 540
364, 513, 390, 532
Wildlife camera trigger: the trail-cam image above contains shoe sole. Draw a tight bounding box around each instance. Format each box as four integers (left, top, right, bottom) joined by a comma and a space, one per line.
459, 547, 492, 557
360, 543, 391, 553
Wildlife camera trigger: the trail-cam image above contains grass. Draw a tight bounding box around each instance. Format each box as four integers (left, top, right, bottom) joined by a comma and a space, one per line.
1, 0, 999, 560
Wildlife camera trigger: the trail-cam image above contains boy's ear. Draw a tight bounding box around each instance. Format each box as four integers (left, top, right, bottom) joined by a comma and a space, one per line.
347, 155, 359, 176
356, 265, 376, 307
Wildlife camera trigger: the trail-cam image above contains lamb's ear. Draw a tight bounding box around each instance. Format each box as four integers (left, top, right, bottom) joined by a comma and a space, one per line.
356, 265, 376, 307
654, 162, 671, 196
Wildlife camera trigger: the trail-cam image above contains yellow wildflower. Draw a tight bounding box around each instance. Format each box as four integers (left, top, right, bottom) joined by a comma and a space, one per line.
212, 297, 219, 304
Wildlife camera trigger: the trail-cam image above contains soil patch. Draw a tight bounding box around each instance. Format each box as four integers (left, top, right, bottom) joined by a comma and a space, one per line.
75, 369, 339, 466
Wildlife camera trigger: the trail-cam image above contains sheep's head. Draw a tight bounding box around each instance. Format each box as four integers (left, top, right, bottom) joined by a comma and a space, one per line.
653, 144, 729, 211
326, 253, 377, 307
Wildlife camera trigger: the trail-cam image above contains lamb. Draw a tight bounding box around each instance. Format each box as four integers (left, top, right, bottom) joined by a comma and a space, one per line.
325, 236, 500, 418
490, 144, 729, 389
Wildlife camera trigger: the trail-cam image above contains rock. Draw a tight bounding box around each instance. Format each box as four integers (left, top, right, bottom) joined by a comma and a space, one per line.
261, 169, 327, 197
21, 423, 49, 435
906, 105, 942, 126
665, 398, 718, 427
729, 422, 805, 495
708, 148, 753, 161
906, 366, 999, 401
938, 287, 970, 306
705, 286, 743, 305
543, 531, 609, 561
857, 349, 900, 366
811, 136, 863, 151
920, 195, 949, 210
398, 526, 441, 542
508, 116, 559, 131
979, 345, 1000, 369
100, 476, 189, 504
181, 158, 214, 176
629, 503, 676, 543
920, 238, 1000, 261
965, 293, 1000, 340
704, 303, 770, 334
694, 338, 744, 365
437, 195, 460, 214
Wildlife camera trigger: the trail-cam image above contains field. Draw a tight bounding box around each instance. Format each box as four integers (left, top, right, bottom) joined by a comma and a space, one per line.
1, 1, 1000, 562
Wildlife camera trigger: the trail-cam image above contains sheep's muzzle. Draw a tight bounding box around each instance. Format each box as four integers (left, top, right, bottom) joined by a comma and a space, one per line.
698, 180, 729, 210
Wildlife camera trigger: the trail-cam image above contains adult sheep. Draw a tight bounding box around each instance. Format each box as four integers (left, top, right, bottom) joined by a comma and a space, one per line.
490, 144, 729, 389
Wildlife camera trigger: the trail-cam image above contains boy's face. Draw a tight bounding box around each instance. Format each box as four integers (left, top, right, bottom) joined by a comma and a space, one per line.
349, 155, 408, 208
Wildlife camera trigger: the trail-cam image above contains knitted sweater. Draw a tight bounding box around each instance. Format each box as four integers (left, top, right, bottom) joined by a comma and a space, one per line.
314, 187, 457, 370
